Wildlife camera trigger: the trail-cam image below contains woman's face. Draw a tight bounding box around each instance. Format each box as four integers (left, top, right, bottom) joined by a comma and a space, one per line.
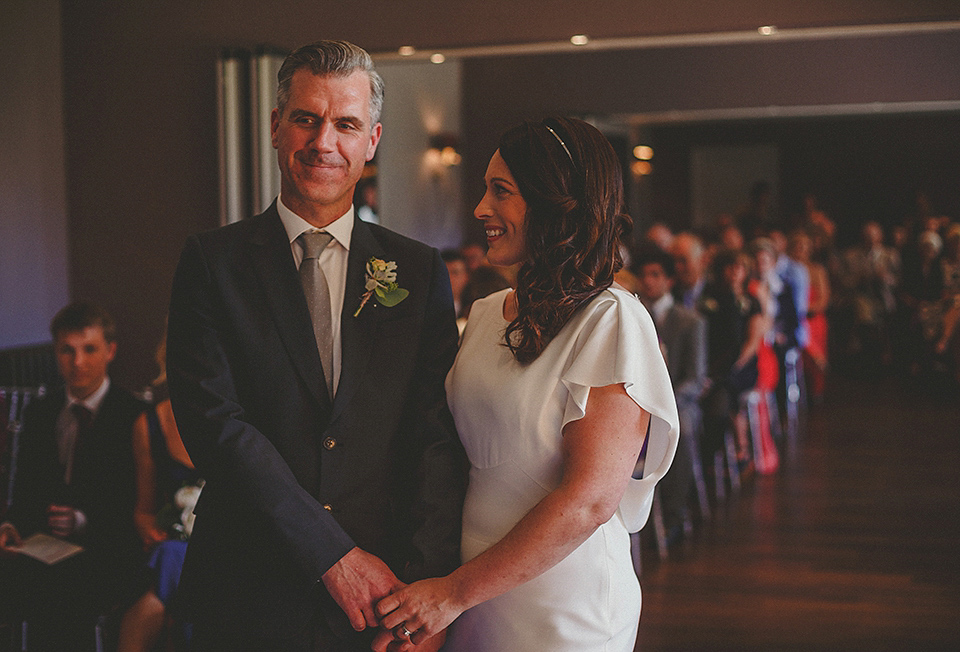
753, 249, 776, 276
724, 260, 747, 292
475, 150, 528, 267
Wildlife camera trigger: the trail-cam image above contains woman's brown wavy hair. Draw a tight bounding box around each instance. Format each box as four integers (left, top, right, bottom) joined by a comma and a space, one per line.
498, 117, 632, 364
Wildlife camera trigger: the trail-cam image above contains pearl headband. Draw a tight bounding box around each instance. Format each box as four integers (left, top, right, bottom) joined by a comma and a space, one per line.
543, 123, 576, 168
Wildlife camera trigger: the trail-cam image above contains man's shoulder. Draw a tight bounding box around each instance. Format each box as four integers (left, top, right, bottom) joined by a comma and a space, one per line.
21, 388, 65, 424
667, 303, 705, 329
101, 384, 149, 422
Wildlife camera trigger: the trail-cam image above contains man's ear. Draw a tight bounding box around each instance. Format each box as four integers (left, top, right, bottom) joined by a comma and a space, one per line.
366, 122, 382, 161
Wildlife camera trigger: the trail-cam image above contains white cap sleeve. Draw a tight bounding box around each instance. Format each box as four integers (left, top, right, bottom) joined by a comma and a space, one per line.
559, 290, 681, 532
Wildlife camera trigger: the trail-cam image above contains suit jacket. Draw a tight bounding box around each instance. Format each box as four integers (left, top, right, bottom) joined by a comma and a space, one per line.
6, 384, 146, 581
658, 303, 708, 409
166, 204, 466, 645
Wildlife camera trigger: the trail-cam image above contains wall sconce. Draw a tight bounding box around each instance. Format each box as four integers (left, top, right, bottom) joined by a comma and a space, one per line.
426, 133, 462, 169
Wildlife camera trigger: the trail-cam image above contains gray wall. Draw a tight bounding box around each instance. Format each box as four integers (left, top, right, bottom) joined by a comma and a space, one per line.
0, 0, 69, 349
377, 60, 463, 250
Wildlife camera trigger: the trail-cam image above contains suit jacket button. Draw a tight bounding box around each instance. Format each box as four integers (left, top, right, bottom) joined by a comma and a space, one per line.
323, 503, 333, 512
322, 437, 337, 450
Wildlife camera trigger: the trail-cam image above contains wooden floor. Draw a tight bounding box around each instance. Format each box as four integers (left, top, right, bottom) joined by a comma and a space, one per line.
634, 372, 960, 651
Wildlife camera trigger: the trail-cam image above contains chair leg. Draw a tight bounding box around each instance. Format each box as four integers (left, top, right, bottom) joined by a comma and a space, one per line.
784, 348, 805, 441
745, 391, 764, 470
713, 450, 726, 503
691, 444, 710, 521
724, 429, 741, 493
651, 489, 669, 560
692, 458, 710, 522
95, 614, 106, 652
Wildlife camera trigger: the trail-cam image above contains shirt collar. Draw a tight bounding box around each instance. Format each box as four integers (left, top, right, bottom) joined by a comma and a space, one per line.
277, 195, 354, 252
647, 292, 674, 324
66, 377, 111, 415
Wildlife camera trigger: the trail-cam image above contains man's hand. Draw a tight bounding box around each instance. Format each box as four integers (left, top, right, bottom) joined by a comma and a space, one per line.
0, 522, 22, 557
322, 547, 404, 632
371, 627, 447, 652
46, 505, 82, 538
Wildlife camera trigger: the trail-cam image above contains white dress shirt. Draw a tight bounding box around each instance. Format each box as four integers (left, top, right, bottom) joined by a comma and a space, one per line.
644, 292, 675, 327
277, 196, 353, 395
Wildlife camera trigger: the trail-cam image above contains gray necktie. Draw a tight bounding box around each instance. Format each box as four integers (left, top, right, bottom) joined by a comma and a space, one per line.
298, 231, 335, 398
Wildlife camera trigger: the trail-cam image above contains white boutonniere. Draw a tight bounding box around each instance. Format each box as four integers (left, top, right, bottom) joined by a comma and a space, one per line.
353, 257, 409, 317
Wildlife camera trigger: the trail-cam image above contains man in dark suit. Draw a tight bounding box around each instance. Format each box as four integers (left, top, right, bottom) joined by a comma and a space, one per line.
166, 41, 466, 651
0, 302, 146, 646
636, 247, 708, 543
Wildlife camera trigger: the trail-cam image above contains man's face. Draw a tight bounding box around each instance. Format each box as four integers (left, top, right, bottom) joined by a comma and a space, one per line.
671, 240, 701, 288
271, 69, 381, 225
637, 262, 672, 303
55, 326, 115, 400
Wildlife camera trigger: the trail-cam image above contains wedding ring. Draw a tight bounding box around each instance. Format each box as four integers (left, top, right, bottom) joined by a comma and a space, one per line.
401, 624, 413, 638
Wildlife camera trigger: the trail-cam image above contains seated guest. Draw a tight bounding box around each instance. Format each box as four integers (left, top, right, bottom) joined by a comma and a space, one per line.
635, 246, 708, 542
645, 222, 675, 251
836, 221, 899, 366
0, 301, 147, 648
460, 241, 488, 272
671, 232, 709, 309
774, 231, 810, 353
935, 225, 960, 375
441, 249, 470, 318
698, 250, 765, 472
118, 332, 201, 652
788, 230, 831, 401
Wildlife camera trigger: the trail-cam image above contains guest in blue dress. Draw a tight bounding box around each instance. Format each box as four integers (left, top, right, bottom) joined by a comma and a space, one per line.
118, 337, 201, 652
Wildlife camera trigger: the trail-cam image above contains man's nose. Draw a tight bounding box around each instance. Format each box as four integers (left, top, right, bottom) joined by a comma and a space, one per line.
308, 122, 337, 151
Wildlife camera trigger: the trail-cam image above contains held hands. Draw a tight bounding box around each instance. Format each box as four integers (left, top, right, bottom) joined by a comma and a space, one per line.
371, 576, 464, 651
0, 522, 22, 557
322, 547, 405, 632
47, 504, 83, 538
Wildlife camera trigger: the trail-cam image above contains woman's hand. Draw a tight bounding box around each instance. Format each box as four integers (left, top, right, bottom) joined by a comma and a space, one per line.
371, 577, 463, 650
134, 510, 167, 549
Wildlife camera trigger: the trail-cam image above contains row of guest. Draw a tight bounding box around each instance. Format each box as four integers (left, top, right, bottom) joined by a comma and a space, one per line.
616, 225, 816, 542
0, 301, 198, 651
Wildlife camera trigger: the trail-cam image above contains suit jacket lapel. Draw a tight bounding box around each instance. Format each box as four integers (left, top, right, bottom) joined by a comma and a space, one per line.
250, 205, 332, 412
331, 219, 386, 424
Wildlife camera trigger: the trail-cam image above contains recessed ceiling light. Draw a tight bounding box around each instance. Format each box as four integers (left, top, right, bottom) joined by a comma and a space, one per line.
570, 34, 589, 46
398, 46, 416, 56
430, 53, 446, 64
758, 25, 778, 35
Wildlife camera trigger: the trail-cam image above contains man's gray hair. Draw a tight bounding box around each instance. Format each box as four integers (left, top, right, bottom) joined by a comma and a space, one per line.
276, 40, 384, 125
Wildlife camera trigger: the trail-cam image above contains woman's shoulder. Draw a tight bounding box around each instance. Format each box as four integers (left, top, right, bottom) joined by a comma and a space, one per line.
470, 287, 512, 317
582, 284, 648, 321
561, 285, 655, 344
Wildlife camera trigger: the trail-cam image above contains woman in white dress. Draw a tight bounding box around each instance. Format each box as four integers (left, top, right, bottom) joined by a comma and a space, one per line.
374, 118, 679, 652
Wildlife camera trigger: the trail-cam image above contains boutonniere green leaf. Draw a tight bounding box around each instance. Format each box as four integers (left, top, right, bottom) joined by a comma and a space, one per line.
354, 257, 410, 317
